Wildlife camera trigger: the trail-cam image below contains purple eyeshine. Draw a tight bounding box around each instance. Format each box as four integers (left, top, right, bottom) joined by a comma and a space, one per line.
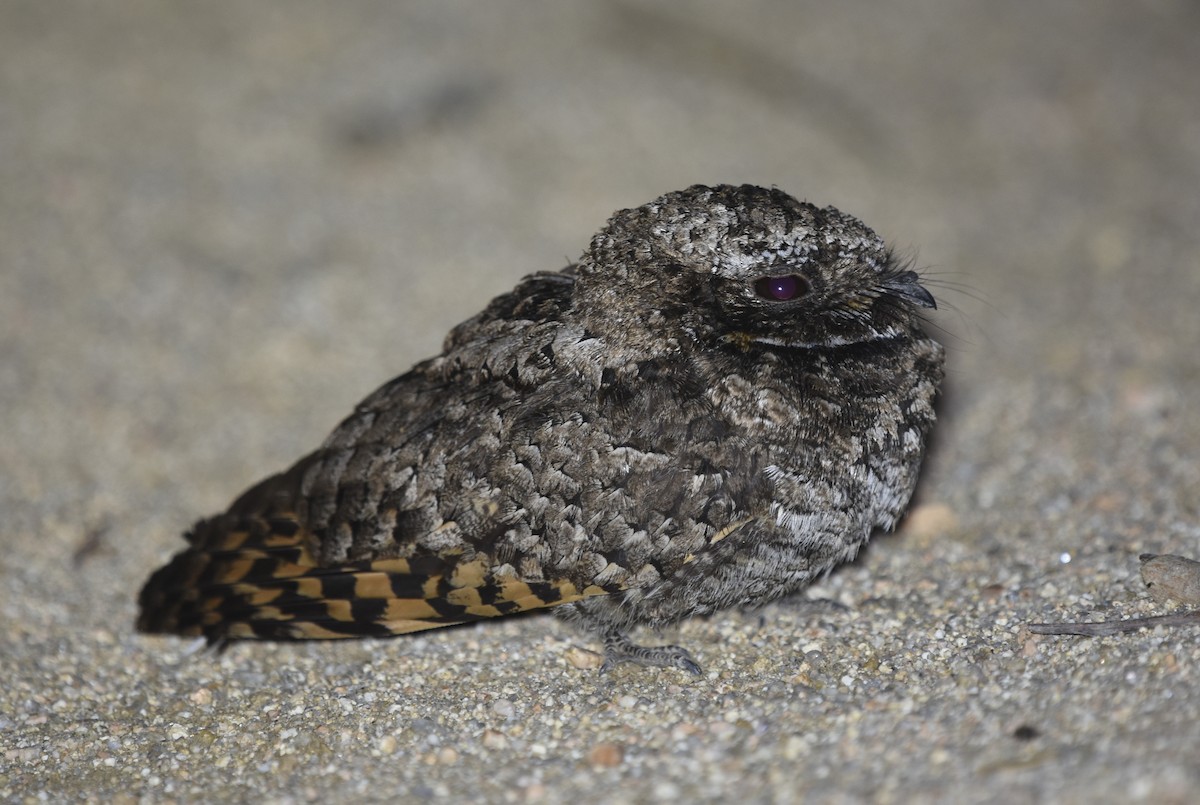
754, 275, 807, 301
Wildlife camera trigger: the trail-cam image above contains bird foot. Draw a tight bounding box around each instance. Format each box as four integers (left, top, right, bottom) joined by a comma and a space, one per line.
600, 634, 703, 675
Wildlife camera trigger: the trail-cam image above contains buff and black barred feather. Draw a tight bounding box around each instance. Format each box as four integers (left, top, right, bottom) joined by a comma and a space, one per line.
137, 475, 612, 642
137, 512, 611, 641
138, 185, 943, 672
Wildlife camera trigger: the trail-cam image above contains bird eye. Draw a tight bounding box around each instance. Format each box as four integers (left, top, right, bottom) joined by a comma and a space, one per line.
754, 275, 808, 301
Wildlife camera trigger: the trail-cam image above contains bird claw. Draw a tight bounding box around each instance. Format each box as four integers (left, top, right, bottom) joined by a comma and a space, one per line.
600, 636, 703, 675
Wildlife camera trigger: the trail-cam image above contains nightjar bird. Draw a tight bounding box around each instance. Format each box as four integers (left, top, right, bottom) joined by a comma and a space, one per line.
138, 184, 944, 674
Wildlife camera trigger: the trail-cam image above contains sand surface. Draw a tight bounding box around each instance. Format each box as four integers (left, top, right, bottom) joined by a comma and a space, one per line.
3, 2, 1199, 802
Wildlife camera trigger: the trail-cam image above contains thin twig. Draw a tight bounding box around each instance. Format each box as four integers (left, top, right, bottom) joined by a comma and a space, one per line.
1028, 611, 1200, 637
72, 518, 112, 566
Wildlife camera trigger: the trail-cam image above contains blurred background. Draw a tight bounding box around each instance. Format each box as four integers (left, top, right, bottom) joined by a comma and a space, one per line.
3, 2, 1199, 801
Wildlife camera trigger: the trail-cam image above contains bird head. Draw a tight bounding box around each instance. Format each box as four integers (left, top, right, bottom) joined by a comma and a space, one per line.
573, 184, 935, 354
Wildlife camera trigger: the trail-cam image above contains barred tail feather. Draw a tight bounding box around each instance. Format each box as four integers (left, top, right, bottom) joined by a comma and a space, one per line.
137, 515, 607, 643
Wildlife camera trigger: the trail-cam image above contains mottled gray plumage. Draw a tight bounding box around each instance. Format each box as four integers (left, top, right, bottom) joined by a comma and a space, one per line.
139, 184, 944, 673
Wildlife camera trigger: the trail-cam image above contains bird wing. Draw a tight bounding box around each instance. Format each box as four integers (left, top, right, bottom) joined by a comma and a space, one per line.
137, 269, 620, 643
137, 506, 610, 643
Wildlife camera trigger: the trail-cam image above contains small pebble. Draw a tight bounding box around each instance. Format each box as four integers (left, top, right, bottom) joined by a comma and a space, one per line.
587, 742, 624, 768
1140, 554, 1200, 605
481, 729, 508, 749
564, 647, 604, 670
900, 503, 959, 543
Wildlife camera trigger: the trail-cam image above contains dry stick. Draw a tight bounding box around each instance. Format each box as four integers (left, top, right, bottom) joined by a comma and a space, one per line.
1028, 610, 1200, 637
72, 518, 111, 567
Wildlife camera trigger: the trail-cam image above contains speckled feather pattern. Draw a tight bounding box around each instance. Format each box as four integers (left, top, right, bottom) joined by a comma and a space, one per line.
138, 184, 944, 672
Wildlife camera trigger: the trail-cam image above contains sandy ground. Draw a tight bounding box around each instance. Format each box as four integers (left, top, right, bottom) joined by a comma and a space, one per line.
3, 2, 1199, 802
